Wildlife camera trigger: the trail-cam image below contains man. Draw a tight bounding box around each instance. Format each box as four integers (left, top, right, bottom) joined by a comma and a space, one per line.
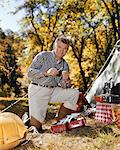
27, 36, 85, 132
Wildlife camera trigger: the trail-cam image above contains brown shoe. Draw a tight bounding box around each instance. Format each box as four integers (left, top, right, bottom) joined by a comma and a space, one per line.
56, 104, 75, 121
30, 116, 43, 132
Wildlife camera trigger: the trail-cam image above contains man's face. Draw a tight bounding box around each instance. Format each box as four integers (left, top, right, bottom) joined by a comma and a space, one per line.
54, 40, 69, 60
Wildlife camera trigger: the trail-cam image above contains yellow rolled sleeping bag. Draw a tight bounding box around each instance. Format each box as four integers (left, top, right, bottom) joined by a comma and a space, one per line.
0, 112, 28, 150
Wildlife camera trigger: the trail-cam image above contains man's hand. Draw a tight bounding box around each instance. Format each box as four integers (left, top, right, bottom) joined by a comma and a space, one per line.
45, 67, 59, 76
62, 71, 70, 81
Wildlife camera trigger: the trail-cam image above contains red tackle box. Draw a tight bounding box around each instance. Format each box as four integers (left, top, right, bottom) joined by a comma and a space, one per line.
50, 113, 86, 133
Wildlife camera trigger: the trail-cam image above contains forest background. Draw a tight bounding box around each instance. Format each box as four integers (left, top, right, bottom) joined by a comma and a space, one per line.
0, 0, 120, 98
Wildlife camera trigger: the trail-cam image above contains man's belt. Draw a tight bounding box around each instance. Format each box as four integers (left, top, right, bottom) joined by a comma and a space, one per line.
31, 82, 55, 88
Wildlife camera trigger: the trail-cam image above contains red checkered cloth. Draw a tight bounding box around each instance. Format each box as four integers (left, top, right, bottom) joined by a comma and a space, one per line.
95, 103, 113, 124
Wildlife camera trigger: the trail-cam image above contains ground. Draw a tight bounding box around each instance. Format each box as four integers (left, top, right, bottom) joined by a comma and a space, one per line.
0, 101, 120, 150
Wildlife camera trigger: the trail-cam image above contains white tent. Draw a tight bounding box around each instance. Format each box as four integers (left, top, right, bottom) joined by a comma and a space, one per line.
86, 40, 120, 107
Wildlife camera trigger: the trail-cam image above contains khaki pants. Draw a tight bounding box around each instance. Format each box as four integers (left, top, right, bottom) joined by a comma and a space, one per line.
28, 84, 79, 123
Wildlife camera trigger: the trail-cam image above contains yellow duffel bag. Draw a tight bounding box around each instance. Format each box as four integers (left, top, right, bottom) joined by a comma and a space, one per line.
0, 112, 28, 150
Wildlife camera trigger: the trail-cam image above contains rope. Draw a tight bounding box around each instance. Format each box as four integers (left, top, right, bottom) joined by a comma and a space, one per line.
1, 84, 44, 113
1, 93, 28, 113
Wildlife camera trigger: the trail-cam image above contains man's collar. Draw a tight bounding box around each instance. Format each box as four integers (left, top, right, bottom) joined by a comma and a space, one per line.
52, 50, 63, 62
52, 50, 56, 58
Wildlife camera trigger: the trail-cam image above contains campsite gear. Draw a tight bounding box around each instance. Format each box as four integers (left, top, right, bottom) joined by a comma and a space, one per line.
86, 40, 120, 106
67, 117, 86, 130
112, 104, 120, 128
51, 118, 68, 133
95, 103, 113, 124
95, 94, 120, 104
94, 81, 120, 104
82, 107, 96, 117
94, 80, 120, 125
94, 80, 120, 104
0, 112, 27, 150
51, 113, 86, 133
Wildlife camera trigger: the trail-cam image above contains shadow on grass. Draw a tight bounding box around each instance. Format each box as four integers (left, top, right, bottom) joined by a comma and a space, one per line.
63, 125, 118, 139
65, 126, 99, 138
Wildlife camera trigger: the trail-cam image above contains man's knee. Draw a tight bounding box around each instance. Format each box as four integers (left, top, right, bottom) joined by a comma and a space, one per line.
69, 88, 79, 102
63, 88, 79, 110
70, 88, 80, 105
66, 89, 91, 112
72, 88, 79, 96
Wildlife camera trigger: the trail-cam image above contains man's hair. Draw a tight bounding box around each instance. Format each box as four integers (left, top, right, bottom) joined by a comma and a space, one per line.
55, 36, 70, 46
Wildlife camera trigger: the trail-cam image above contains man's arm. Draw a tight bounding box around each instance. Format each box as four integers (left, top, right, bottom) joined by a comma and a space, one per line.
27, 53, 46, 79
27, 52, 59, 80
